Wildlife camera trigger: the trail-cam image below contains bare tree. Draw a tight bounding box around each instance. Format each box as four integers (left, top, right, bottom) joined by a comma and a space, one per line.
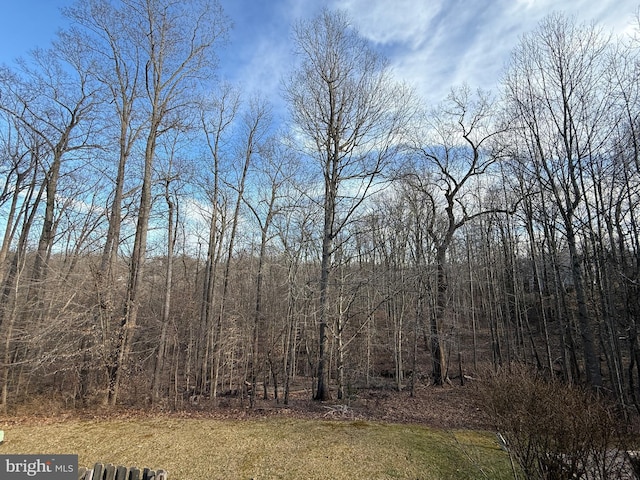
0, 43, 100, 288
242, 138, 299, 407
107, 0, 229, 405
605, 25, 640, 410
504, 13, 613, 389
61, 1, 148, 402
196, 83, 240, 397
151, 132, 188, 402
210, 96, 271, 399
409, 86, 509, 385
283, 8, 412, 400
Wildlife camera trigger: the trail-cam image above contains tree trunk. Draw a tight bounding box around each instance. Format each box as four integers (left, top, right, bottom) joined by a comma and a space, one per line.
431, 251, 448, 386
152, 182, 177, 402
108, 125, 157, 406
566, 226, 603, 389
315, 207, 333, 401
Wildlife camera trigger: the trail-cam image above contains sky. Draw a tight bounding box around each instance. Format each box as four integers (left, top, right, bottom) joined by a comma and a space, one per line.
0, 0, 638, 111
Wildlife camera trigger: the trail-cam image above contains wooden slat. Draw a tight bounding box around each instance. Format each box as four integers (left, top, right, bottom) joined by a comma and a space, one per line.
115, 465, 128, 480
80, 463, 166, 480
103, 464, 116, 480
129, 467, 141, 480
92, 463, 104, 480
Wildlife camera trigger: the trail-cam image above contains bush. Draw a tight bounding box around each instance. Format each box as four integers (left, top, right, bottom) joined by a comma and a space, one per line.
479, 365, 634, 480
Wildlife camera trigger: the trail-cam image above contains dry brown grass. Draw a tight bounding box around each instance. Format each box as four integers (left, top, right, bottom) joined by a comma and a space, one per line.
0, 416, 514, 479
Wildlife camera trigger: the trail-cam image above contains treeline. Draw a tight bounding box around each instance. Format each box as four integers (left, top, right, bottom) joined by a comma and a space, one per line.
0, 1, 639, 414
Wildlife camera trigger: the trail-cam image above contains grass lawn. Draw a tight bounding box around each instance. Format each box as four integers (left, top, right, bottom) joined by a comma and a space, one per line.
0, 416, 514, 479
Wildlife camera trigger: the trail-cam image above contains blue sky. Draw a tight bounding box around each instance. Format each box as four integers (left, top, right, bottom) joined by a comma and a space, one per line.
0, 0, 638, 108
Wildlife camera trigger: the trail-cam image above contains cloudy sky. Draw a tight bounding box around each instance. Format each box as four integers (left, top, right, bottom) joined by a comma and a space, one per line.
1, 0, 638, 110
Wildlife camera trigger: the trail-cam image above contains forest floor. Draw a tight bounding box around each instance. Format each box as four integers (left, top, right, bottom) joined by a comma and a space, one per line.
4, 378, 490, 431
209, 381, 491, 431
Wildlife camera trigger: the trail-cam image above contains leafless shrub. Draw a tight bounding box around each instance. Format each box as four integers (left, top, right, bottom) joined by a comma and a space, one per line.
479, 365, 635, 479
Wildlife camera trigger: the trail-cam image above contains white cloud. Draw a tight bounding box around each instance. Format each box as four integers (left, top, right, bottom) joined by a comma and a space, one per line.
217, 0, 638, 116
325, 0, 639, 106
333, 0, 443, 48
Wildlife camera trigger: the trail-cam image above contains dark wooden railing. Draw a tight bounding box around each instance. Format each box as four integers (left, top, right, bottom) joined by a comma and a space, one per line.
78, 463, 167, 480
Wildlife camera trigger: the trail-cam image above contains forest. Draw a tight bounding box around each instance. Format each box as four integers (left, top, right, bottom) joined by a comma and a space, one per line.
0, 0, 639, 418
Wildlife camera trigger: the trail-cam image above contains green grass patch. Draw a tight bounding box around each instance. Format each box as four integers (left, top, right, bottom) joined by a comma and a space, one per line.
0, 417, 514, 479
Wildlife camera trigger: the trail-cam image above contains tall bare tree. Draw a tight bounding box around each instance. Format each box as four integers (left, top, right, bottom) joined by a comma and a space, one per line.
283, 9, 412, 400
210, 96, 271, 399
504, 13, 613, 389
409, 86, 509, 385
242, 139, 298, 407
196, 83, 240, 397
107, 0, 229, 405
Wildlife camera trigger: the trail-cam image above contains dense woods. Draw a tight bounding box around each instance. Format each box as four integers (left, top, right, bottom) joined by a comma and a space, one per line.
0, 0, 639, 417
